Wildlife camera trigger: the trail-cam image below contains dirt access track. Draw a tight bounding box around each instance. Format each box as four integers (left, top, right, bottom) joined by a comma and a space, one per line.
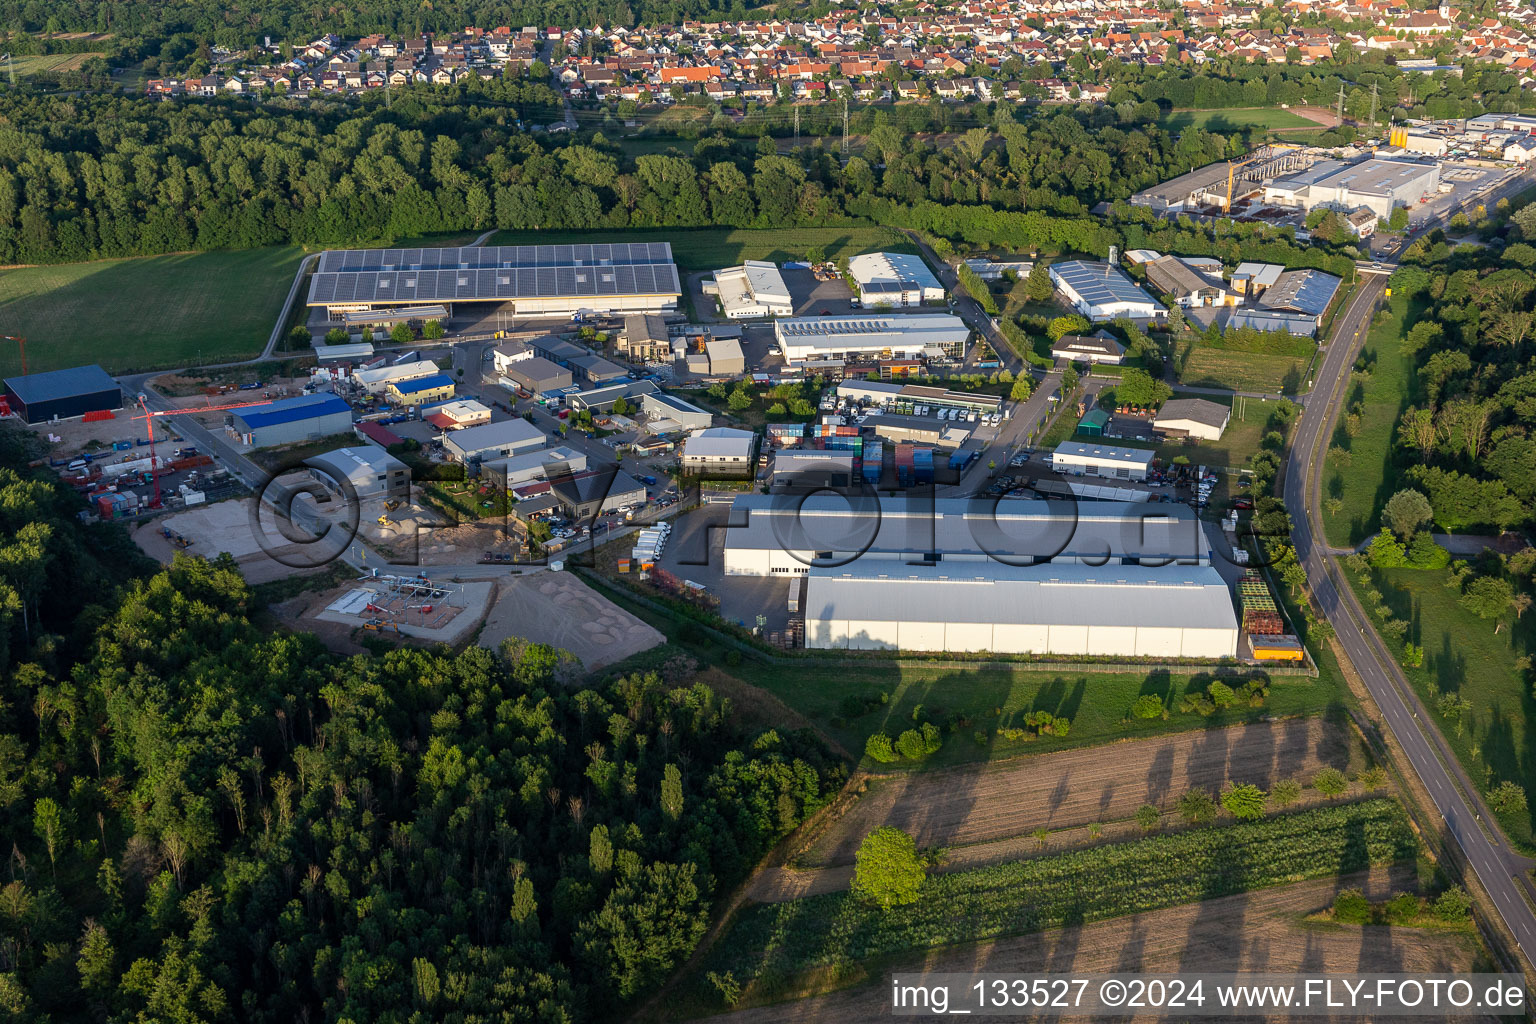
801, 716, 1356, 868
699, 867, 1486, 1024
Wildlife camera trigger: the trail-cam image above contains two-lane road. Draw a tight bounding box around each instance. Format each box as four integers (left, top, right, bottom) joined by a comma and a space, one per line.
1286, 273, 1536, 968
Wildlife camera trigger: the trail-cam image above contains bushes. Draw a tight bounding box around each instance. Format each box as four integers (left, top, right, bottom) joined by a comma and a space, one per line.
865, 723, 943, 764
851, 827, 925, 909
1130, 694, 1167, 720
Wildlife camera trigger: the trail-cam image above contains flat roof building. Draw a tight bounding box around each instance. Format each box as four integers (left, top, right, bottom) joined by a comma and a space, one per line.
705, 338, 746, 375
721, 494, 1208, 576
442, 417, 546, 464
642, 392, 713, 431
304, 446, 410, 500
313, 342, 376, 363
564, 378, 658, 413
352, 360, 442, 395
708, 260, 793, 318
1263, 158, 1440, 220
481, 445, 588, 488
803, 562, 1238, 659
848, 252, 945, 306
387, 373, 456, 406
837, 380, 1002, 414
229, 393, 353, 448
774, 450, 859, 488
3, 365, 121, 424
1048, 261, 1164, 322
1228, 309, 1321, 337
1051, 441, 1156, 481
501, 357, 574, 395
1230, 262, 1284, 296
1129, 161, 1240, 214
491, 340, 534, 374
864, 412, 972, 447
1153, 398, 1231, 441
306, 243, 682, 319
775, 314, 969, 363
1258, 269, 1341, 318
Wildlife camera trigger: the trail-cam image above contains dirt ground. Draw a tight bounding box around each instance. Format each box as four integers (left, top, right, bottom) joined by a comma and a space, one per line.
799, 717, 1357, 868
132, 497, 353, 585
312, 578, 494, 644
478, 572, 663, 669
699, 867, 1488, 1024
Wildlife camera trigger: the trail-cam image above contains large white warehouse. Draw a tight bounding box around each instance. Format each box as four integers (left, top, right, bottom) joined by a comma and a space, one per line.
774, 314, 969, 363
804, 562, 1238, 659
721, 494, 1207, 576
848, 251, 945, 306
1049, 260, 1165, 322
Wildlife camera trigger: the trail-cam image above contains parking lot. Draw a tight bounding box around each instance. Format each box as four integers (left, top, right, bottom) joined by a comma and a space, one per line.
652, 502, 794, 632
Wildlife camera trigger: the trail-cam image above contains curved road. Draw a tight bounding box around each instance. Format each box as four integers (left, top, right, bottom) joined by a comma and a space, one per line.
1286, 274, 1536, 968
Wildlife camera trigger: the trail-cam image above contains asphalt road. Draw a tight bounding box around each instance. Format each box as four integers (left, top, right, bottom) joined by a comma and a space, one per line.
1285, 274, 1536, 969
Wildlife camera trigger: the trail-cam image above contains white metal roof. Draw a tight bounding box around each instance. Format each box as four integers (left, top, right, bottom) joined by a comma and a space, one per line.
805, 562, 1238, 632
684, 426, 756, 459
847, 251, 942, 292
1053, 441, 1156, 466
352, 360, 442, 386
443, 417, 544, 456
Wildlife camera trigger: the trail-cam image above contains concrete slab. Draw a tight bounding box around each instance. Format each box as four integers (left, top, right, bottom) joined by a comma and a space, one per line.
478, 572, 663, 669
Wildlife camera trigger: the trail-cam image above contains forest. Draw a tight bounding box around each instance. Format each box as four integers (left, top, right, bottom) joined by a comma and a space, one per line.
0, 87, 1350, 269
0, 427, 845, 1023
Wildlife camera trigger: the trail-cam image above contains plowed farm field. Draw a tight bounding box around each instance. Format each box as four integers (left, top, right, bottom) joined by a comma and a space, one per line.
798, 716, 1358, 867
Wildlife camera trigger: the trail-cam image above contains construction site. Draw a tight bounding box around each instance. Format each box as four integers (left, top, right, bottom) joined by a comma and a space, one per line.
314, 571, 493, 644
1129, 145, 1321, 221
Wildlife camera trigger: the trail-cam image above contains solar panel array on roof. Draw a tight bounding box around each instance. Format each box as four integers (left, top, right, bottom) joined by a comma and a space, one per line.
307, 244, 681, 306
1258, 269, 1341, 317
778, 318, 896, 336
1050, 260, 1160, 308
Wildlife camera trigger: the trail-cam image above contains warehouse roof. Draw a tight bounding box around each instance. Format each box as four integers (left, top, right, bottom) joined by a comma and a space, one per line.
390, 373, 456, 395
305, 446, 408, 489
442, 417, 544, 455
1229, 309, 1319, 336
1154, 398, 1231, 429
1049, 261, 1161, 309
1051, 333, 1126, 360
805, 562, 1238, 632
848, 251, 942, 292
503, 356, 569, 383
4, 365, 118, 406
353, 360, 441, 386
308, 243, 681, 306
1258, 269, 1341, 317
1145, 255, 1225, 298
724, 494, 1207, 564
1232, 262, 1284, 290
233, 393, 351, 431
1054, 441, 1156, 466
684, 426, 756, 459
645, 392, 711, 417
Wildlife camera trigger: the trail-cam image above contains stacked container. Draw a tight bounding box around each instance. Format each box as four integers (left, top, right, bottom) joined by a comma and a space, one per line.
912, 447, 934, 484
863, 440, 884, 484
895, 442, 915, 488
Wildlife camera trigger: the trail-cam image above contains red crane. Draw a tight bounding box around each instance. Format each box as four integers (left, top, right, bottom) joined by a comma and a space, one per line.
131, 393, 272, 509
0, 334, 26, 375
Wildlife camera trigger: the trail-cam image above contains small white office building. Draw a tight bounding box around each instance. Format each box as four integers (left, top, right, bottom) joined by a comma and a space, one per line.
1051, 441, 1155, 481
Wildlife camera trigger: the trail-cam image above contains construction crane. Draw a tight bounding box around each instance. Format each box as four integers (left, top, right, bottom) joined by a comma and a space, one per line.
1223, 156, 1258, 213
0, 334, 26, 375
131, 394, 271, 509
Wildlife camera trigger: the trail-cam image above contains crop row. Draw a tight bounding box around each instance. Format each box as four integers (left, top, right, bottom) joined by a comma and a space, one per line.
701, 799, 1414, 991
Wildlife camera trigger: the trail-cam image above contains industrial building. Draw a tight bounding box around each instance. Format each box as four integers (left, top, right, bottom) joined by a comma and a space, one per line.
1050, 333, 1125, 365
706, 260, 794, 318
1228, 268, 1341, 337
642, 392, 713, 431
500, 357, 573, 395
774, 314, 969, 363
442, 418, 545, 464
386, 374, 456, 407
2, 365, 121, 424
423, 399, 491, 431
721, 494, 1208, 576
1228, 309, 1322, 337
304, 446, 411, 500
1262, 158, 1440, 220
1230, 263, 1284, 297
1144, 255, 1231, 308
229, 393, 353, 447
491, 340, 534, 374
1051, 441, 1155, 481
618, 314, 671, 362
1049, 261, 1164, 322
305, 243, 682, 319
564, 378, 658, 413
704, 338, 745, 375
848, 252, 945, 306
774, 450, 858, 488
551, 468, 647, 518
568, 354, 630, 385
481, 445, 587, 488
352, 360, 442, 395
1128, 161, 1245, 214
837, 380, 1003, 415
340, 305, 448, 337
962, 256, 1033, 281
533, 336, 587, 365
680, 426, 756, 473
802, 562, 1238, 658
313, 342, 375, 363
864, 412, 971, 447
1153, 398, 1231, 440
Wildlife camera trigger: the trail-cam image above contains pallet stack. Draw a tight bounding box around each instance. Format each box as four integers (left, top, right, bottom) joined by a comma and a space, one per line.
1238, 571, 1284, 635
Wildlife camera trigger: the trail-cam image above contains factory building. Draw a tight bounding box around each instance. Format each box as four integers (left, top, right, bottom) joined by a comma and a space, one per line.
774, 314, 969, 363
706, 260, 794, 318
1049, 261, 1165, 322
568, 354, 630, 385
1262, 158, 1440, 220
1051, 441, 1155, 481
1128, 161, 1243, 214
704, 338, 746, 375
442, 418, 546, 464
2, 365, 121, 424
837, 380, 1003, 415
774, 450, 859, 488
962, 256, 1033, 281
306, 243, 681, 320
642, 392, 713, 431
1153, 398, 1231, 441
803, 562, 1238, 659
352, 360, 442, 395
1228, 268, 1341, 337
864, 412, 971, 447
1144, 255, 1231, 308
304, 446, 411, 501
480, 445, 588, 488
229, 394, 354, 448
500, 357, 574, 395
721, 494, 1208, 576
618, 314, 671, 363
847, 252, 945, 306
1230, 263, 1284, 297
564, 378, 658, 413
386, 373, 456, 407
551, 469, 647, 519
680, 426, 757, 474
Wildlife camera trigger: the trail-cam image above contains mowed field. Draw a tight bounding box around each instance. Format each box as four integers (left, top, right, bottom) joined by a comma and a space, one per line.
0, 248, 304, 375
490, 227, 918, 272
794, 717, 1360, 869
7, 52, 104, 77
1179, 343, 1309, 394
1157, 107, 1320, 133
695, 867, 1480, 1024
